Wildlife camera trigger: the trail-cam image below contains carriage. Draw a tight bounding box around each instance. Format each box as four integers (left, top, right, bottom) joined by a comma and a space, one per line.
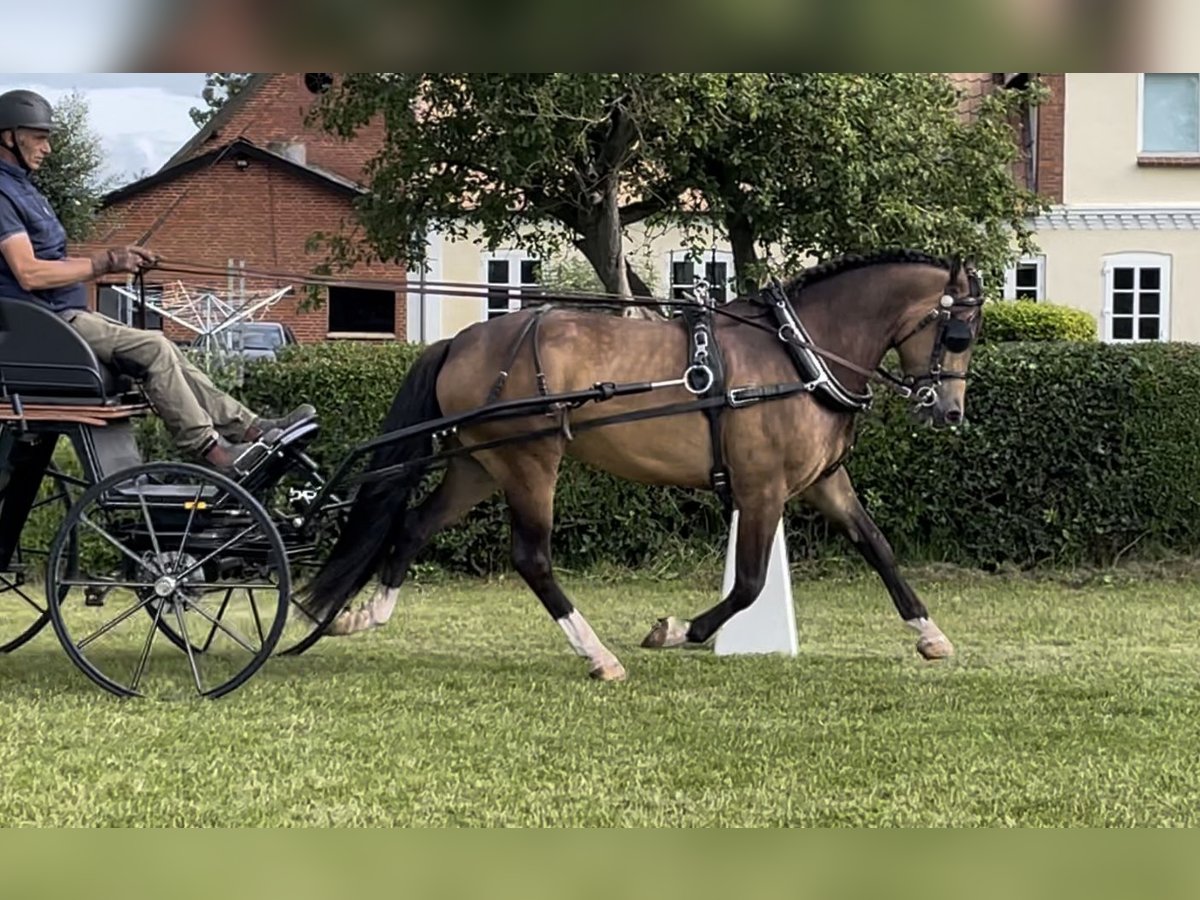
0, 251, 983, 695
0, 296, 346, 699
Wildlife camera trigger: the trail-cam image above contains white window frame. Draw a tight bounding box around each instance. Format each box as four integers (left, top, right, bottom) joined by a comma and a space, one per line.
406, 230, 442, 343
665, 248, 735, 304
1101, 252, 1170, 343
480, 250, 540, 322
1138, 73, 1200, 156
1002, 255, 1046, 300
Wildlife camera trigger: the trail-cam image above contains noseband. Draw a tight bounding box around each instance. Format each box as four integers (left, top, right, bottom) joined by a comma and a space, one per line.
892, 266, 984, 408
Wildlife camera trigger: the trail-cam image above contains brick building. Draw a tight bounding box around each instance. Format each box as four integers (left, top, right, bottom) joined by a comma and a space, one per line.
86, 73, 406, 344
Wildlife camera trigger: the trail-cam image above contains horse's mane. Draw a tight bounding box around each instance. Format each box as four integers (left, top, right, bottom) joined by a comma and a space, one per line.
782, 249, 952, 299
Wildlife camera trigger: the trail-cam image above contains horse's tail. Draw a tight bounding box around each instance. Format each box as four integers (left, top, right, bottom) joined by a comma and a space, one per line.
301, 338, 453, 620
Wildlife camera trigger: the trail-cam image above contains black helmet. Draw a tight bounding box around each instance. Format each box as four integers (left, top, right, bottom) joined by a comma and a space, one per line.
0, 90, 53, 133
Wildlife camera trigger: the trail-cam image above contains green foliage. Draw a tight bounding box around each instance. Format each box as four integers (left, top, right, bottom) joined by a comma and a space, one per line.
220, 339, 1200, 573
189, 73, 252, 128
30, 92, 111, 241
665, 73, 1049, 286
980, 300, 1097, 344
311, 73, 1045, 294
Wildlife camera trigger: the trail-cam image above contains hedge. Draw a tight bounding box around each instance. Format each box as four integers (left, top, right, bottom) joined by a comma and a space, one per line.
148, 336, 1197, 573
980, 299, 1097, 343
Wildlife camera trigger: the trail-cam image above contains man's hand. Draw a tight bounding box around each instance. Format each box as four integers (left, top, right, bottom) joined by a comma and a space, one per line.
90, 245, 161, 277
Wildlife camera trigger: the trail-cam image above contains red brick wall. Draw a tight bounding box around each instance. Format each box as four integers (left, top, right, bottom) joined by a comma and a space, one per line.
1036, 74, 1065, 203
88, 154, 407, 343
182, 73, 385, 185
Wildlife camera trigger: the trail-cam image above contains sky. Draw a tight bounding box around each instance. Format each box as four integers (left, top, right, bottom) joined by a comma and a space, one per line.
0, 73, 207, 188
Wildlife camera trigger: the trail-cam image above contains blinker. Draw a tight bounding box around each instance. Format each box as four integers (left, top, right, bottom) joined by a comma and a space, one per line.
942, 318, 973, 354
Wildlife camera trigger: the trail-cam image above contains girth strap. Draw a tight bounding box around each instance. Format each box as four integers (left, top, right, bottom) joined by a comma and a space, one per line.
679, 302, 733, 515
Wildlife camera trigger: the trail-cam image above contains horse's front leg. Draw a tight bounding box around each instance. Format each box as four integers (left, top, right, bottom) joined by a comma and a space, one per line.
802, 466, 953, 659
642, 492, 783, 649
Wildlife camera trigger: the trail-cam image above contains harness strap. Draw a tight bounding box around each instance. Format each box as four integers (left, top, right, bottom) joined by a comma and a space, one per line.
679, 303, 733, 514
347, 379, 815, 489
485, 307, 548, 405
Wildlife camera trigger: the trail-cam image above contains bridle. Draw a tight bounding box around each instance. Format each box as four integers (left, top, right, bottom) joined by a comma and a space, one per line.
753, 262, 984, 412
891, 265, 984, 408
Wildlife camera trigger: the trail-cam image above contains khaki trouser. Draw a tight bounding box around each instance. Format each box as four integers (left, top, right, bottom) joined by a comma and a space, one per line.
64, 310, 256, 454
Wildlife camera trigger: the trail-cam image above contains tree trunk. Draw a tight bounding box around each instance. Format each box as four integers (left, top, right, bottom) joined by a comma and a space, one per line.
577, 175, 662, 319
726, 210, 761, 296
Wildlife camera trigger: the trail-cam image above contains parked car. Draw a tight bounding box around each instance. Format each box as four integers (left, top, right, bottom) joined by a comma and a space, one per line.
192, 322, 298, 361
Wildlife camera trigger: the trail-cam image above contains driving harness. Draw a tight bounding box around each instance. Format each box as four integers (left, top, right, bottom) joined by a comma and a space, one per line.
479, 263, 982, 517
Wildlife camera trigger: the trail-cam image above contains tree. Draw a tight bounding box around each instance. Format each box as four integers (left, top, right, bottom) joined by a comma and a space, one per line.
668, 74, 1047, 292
312, 73, 1045, 300
311, 74, 745, 302
31, 92, 111, 242
189, 73, 252, 128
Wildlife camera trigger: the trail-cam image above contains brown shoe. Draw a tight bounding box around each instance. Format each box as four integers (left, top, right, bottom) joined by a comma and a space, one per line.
203, 429, 282, 475
243, 404, 316, 441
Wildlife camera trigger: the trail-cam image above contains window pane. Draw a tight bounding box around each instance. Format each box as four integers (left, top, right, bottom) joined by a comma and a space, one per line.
1140, 291, 1160, 315
1113, 267, 1134, 290
1113, 291, 1134, 315
328, 286, 396, 333
487, 260, 509, 284
1016, 287, 1038, 300
1112, 317, 1133, 339
1138, 316, 1161, 340
1015, 263, 1039, 288
520, 259, 540, 285
672, 261, 694, 286
487, 289, 510, 319
1139, 267, 1161, 290
1144, 73, 1200, 152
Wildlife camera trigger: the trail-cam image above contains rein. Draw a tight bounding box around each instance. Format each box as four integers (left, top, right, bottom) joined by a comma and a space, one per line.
147, 256, 980, 409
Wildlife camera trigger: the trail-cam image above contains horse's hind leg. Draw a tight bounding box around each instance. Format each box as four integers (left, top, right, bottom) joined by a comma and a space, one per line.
642, 494, 784, 649
326, 455, 498, 636
495, 452, 626, 682
802, 465, 953, 659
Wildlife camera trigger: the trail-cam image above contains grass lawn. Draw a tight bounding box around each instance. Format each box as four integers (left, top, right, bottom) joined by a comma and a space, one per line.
1, 566, 1200, 826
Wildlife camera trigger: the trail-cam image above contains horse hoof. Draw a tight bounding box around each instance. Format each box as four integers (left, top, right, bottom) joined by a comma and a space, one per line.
917, 634, 955, 660
640, 616, 689, 649
589, 661, 627, 682
324, 608, 374, 637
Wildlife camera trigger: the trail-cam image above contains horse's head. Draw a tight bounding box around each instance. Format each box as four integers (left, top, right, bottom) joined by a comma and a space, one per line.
892, 262, 983, 427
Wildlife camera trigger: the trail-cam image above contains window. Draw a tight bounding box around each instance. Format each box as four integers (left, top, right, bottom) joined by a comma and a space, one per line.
1002, 256, 1045, 300
483, 252, 540, 320
96, 285, 163, 329
668, 249, 734, 304
1102, 253, 1170, 342
327, 285, 396, 335
1141, 73, 1200, 154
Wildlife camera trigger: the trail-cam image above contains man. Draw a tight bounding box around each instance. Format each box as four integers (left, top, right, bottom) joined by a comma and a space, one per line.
0, 89, 314, 474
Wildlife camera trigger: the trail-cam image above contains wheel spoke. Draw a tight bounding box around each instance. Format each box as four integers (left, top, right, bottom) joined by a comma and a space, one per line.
185, 600, 258, 653
136, 488, 165, 570
172, 484, 205, 573
129, 599, 165, 693
247, 589, 265, 644
173, 601, 205, 696
58, 579, 157, 591
76, 595, 154, 650
196, 589, 233, 653
172, 523, 263, 582
79, 513, 161, 578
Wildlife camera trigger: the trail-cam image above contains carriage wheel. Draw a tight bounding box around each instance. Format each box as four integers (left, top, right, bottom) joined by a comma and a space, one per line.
256, 446, 345, 658
0, 466, 77, 653
46, 462, 290, 700
148, 447, 342, 659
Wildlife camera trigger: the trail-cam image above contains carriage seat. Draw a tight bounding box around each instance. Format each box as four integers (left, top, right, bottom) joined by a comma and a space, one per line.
0, 297, 138, 405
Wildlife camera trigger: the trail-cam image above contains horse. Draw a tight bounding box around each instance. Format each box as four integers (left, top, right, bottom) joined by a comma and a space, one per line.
302, 249, 983, 681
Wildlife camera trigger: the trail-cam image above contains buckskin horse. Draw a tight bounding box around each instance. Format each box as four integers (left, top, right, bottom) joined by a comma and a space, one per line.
302, 249, 983, 680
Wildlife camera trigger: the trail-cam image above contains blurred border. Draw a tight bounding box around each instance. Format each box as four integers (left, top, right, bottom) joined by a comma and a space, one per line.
11, 0, 1196, 72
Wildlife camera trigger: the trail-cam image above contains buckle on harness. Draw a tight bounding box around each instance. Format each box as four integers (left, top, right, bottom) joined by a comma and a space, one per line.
727, 386, 759, 407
